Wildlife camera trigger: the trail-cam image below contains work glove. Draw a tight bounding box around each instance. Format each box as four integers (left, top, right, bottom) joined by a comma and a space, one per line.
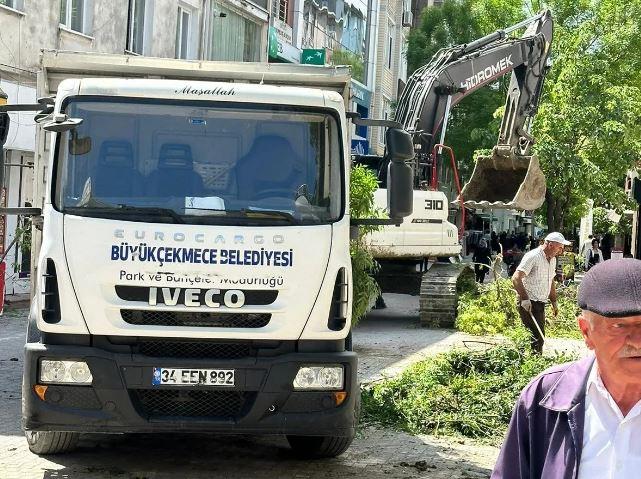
520, 299, 532, 312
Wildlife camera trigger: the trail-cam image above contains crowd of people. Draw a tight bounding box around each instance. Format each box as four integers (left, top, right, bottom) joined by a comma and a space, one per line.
469, 230, 616, 285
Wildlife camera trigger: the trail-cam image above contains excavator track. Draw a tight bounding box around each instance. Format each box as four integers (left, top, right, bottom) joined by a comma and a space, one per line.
419, 262, 474, 328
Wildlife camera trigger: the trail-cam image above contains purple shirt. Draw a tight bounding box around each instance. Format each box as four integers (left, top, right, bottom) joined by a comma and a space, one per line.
491, 355, 595, 479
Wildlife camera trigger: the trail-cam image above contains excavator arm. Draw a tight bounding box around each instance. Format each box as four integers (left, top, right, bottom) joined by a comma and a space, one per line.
395, 9, 553, 210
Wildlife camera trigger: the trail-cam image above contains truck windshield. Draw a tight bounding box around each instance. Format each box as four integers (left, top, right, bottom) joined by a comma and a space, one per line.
54, 98, 343, 225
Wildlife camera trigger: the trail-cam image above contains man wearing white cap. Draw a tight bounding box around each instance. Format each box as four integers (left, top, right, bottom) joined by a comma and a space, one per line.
512, 232, 571, 353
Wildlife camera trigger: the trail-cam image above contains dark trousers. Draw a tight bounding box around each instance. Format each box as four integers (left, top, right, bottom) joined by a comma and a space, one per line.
518, 301, 546, 354
475, 264, 488, 283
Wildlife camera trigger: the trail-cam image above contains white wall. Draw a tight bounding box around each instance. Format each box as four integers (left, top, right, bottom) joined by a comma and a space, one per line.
0, 79, 36, 151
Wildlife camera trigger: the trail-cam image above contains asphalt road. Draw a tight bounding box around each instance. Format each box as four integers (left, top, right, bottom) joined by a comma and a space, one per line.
0, 295, 502, 479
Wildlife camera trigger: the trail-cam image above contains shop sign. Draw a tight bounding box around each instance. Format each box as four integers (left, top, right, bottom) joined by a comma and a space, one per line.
302, 49, 326, 65
350, 80, 371, 108
268, 25, 301, 63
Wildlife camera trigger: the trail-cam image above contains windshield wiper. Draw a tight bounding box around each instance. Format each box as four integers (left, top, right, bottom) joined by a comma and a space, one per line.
226, 209, 298, 224
65, 205, 185, 224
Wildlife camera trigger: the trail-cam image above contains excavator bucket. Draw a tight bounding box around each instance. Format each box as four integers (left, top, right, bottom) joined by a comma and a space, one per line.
460, 152, 546, 210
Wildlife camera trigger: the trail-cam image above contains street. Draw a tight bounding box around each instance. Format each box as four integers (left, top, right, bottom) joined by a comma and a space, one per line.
0, 295, 502, 479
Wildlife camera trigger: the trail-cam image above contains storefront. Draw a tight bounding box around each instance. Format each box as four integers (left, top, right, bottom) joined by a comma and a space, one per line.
268, 17, 301, 63
350, 80, 371, 154
0, 78, 35, 296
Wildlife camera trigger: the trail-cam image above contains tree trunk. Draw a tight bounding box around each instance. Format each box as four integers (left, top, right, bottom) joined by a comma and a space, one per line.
545, 190, 560, 231
545, 183, 572, 233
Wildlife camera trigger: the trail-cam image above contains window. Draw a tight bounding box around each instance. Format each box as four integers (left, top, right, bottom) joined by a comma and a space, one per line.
126, 0, 146, 54
387, 21, 394, 70
0, 0, 24, 11
399, 33, 408, 80
60, 0, 87, 33
272, 0, 288, 22
207, 2, 261, 62
175, 6, 191, 59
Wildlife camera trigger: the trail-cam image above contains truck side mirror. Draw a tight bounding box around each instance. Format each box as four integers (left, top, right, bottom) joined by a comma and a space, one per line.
42, 114, 83, 133
386, 128, 414, 220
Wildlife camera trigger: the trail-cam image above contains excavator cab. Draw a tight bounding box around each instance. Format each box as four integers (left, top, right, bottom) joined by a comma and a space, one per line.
461, 150, 546, 210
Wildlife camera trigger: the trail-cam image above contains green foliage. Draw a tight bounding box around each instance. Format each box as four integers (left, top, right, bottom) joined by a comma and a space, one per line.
407, 0, 481, 74
456, 279, 518, 335
456, 279, 582, 339
331, 49, 365, 84
545, 285, 581, 339
408, 0, 641, 229
349, 165, 382, 324
362, 333, 577, 441
593, 206, 632, 236
534, 0, 641, 230
15, 217, 31, 257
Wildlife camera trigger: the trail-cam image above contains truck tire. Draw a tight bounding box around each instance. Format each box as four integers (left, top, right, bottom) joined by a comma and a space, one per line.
25, 431, 79, 454
286, 433, 354, 458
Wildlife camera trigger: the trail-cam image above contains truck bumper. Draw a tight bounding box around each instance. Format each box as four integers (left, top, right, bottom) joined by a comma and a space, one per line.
22, 340, 358, 437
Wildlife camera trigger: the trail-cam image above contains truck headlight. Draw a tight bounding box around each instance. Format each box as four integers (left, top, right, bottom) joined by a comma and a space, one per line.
39, 359, 93, 385
293, 365, 344, 390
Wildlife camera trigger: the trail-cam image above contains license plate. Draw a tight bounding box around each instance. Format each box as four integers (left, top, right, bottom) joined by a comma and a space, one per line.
152, 367, 235, 386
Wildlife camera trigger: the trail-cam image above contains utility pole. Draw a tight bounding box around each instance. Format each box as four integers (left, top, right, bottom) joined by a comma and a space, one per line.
0, 86, 8, 189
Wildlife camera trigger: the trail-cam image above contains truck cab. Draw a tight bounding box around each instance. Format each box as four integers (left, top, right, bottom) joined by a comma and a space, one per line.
20, 52, 379, 457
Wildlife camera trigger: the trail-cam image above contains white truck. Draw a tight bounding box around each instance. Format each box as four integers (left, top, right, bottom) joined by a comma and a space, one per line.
0, 50, 413, 457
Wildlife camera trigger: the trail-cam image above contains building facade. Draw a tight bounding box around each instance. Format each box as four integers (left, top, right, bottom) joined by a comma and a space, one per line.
369, 0, 409, 155
0, 0, 272, 295
0, 0, 409, 295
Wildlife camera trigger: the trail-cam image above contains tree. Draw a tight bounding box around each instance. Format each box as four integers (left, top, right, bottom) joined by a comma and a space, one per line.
407, 0, 641, 233
331, 49, 365, 84
349, 165, 382, 324
532, 0, 641, 231
406, 0, 525, 180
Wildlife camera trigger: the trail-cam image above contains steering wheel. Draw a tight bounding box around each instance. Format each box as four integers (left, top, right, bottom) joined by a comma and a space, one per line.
251, 189, 294, 200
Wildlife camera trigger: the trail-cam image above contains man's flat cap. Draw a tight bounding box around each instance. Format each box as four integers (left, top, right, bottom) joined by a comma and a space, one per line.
578, 258, 641, 317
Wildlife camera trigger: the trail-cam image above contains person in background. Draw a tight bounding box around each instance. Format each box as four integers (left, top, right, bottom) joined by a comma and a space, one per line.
584, 238, 603, 271
492, 259, 641, 479
512, 232, 569, 354
579, 234, 593, 257
491, 231, 500, 254
473, 239, 492, 283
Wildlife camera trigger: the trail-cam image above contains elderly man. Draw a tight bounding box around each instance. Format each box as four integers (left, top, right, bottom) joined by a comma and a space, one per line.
512, 232, 570, 353
492, 259, 641, 479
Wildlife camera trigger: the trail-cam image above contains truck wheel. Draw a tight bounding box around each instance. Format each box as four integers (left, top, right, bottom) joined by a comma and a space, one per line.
286, 434, 354, 458
25, 431, 79, 454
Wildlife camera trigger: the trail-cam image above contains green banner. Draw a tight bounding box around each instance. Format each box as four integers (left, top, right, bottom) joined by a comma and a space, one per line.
268, 27, 279, 59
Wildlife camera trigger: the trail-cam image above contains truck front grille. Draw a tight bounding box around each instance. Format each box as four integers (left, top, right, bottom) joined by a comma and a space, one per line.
131, 389, 252, 419
120, 310, 271, 328
138, 340, 253, 359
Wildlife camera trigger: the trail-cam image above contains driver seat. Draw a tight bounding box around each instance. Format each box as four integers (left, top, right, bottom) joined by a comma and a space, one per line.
147, 143, 205, 197
93, 140, 144, 197
235, 135, 304, 200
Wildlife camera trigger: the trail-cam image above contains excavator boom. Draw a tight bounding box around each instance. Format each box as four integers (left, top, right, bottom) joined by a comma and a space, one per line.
395, 9, 553, 210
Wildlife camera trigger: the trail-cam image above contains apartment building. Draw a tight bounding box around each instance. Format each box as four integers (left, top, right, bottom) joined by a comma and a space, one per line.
0, 0, 411, 295
369, 0, 410, 155
0, 0, 271, 295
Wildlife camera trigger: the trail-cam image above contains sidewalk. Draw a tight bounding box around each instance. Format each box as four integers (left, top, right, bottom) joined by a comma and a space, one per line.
2, 293, 30, 311
355, 293, 588, 385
